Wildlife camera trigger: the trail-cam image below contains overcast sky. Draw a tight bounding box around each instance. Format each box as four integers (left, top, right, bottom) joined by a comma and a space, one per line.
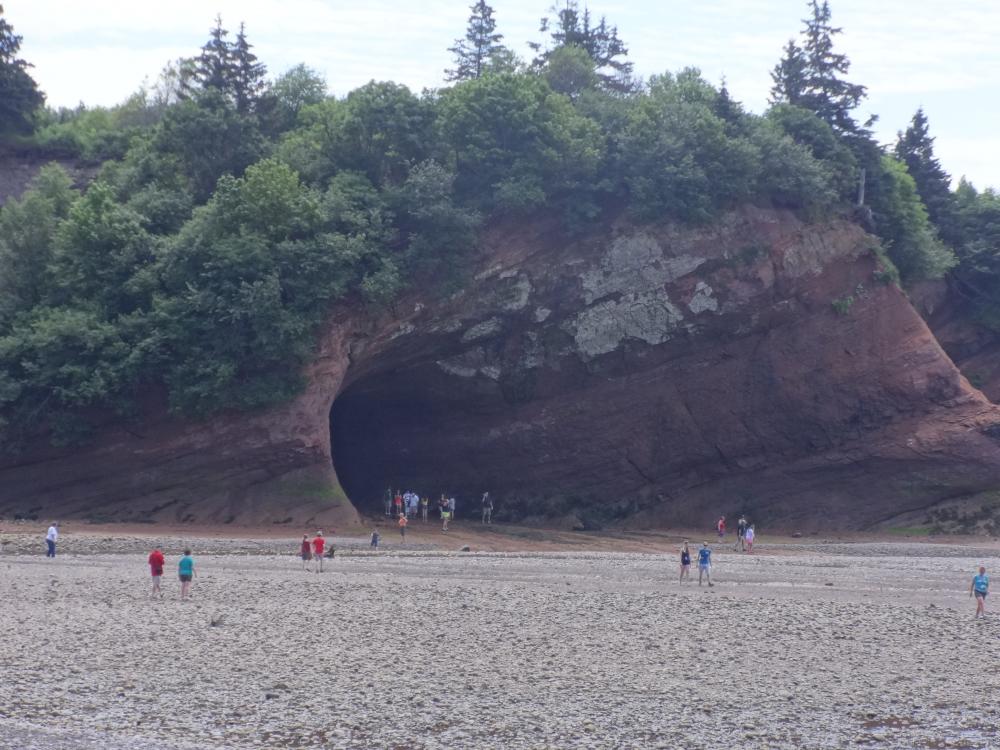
9, 0, 999, 189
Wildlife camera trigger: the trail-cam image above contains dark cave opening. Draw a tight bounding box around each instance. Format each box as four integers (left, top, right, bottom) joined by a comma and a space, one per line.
329, 369, 504, 516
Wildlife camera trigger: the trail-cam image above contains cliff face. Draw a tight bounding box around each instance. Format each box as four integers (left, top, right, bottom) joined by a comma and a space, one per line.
3, 207, 1000, 529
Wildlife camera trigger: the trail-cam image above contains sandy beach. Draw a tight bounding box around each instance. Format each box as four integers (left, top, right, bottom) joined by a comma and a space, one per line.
1, 523, 998, 750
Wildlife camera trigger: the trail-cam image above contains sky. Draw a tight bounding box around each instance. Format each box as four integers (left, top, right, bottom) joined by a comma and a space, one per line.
8, 0, 999, 189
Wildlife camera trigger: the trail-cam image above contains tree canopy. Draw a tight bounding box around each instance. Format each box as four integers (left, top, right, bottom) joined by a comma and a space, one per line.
0, 4, 44, 133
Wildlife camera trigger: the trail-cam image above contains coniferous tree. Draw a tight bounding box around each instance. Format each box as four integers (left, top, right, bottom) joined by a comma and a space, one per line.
0, 4, 44, 134
799, 0, 866, 133
769, 40, 808, 106
446, 1, 508, 81
531, 1, 634, 93
232, 22, 267, 113
183, 15, 234, 98
770, 2, 865, 134
893, 107, 960, 247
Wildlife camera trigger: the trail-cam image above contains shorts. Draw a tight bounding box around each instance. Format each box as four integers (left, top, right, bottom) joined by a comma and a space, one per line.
151, 568, 163, 577
699, 564, 711, 572
975, 590, 987, 600
442, 512, 451, 520
179, 574, 192, 582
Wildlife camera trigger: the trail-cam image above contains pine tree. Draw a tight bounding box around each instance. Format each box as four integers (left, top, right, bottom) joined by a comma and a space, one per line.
232, 22, 266, 113
183, 15, 235, 98
531, 1, 634, 93
770, 2, 866, 133
446, 1, 507, 82
0, 4, 45, 134
894, 107, 960, 247
799, 0, 866, 133
769, 40, 808, 106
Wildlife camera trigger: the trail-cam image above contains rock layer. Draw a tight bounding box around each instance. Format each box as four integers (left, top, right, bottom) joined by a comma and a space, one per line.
3, 207, 1000, 528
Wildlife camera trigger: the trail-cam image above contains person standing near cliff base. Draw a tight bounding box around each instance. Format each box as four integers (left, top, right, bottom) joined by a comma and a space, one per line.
745, 525, 755, 554
698, 542, 713, 587
45, 522, 59, 558
300, 534, 312, 570
178, 549, 195, 599
312, 531, 325, 572
679, 541, 691, 584
398, 514, 408, 541
735, 515, 747, 551
482, 492, 493, 524
716, 516, 726, 541
148, 547, 165, 597
971, 566, 989, 619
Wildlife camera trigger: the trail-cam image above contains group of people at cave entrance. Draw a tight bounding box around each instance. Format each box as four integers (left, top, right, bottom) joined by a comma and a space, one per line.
382, 488, 495, 533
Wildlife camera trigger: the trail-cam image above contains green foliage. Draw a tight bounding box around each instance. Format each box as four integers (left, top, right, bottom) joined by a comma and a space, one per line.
951, 182, 1000, 330
531, 1, 634, 93
831, 294, 854, 315
0, 4, 44, 134
868, 156, 956, 282
893, 108, 961, 248
438, 73, 604, 217
446, 1, 509, 82
264, 63, 327, 133
619, 69, 835, 222
543, 45, 598, 100
771, 1, 867, 135
0, 165, 77, 322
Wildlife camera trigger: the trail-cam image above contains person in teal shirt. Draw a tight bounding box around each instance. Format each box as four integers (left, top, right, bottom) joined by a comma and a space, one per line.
970, 566, 989, 619
178, 549, 195, 600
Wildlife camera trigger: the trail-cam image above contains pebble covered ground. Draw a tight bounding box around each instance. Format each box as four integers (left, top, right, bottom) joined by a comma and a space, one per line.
1, 529, 998, 749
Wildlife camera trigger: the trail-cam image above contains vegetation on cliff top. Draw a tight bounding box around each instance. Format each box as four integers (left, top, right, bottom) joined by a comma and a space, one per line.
0, 1, 992, 447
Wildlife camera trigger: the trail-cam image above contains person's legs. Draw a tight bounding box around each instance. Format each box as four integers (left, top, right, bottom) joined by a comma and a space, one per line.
699, 566, 704, 586
46, 540, 55, 558
317, 555, 323, 573
976, 593, 985, 618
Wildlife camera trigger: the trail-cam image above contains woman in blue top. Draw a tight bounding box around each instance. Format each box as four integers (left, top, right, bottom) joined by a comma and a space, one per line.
970, 566, 989, 619
178, 549, 195, 600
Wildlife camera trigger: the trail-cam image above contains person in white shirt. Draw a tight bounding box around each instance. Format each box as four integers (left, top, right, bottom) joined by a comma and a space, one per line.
449, 496, 457, 520
46, 522, 59, 558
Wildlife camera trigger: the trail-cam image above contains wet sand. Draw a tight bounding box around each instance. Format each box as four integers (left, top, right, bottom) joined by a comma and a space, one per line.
1, 523, 998, 749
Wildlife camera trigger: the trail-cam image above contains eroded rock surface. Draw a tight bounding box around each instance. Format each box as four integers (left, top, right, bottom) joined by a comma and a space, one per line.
3, 207, 1000, 528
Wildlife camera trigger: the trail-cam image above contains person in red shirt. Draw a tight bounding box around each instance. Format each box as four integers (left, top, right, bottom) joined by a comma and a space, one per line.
398, 514, 408, 541
717, 516, 726, 540
148, 547, 165, 597
311, 531, 325, 573
393, 493, 403, 517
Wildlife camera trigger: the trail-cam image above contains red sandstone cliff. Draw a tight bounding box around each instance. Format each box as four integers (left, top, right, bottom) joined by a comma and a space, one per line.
2, 207, 999, 529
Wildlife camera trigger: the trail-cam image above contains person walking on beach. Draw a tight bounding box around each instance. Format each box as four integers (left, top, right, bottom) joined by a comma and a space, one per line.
679, 541, 691, 584
398, 514, 408, 541
370, 529, 380, 549
745, 525, 756, 554
441, 501, 451, 532
300, 534, 312, 570
698, 542, 713, 587
45, 522, 59, 558
421, 496, 429, 522
384, 487, 393, 518
178, 549, 195, 600
149, 547, 165, 597
716, 516, 726, 541
312, 531, 325, 573
482, 492, 493, 524
971, 566, 989, 619
735, 515, 747, 551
